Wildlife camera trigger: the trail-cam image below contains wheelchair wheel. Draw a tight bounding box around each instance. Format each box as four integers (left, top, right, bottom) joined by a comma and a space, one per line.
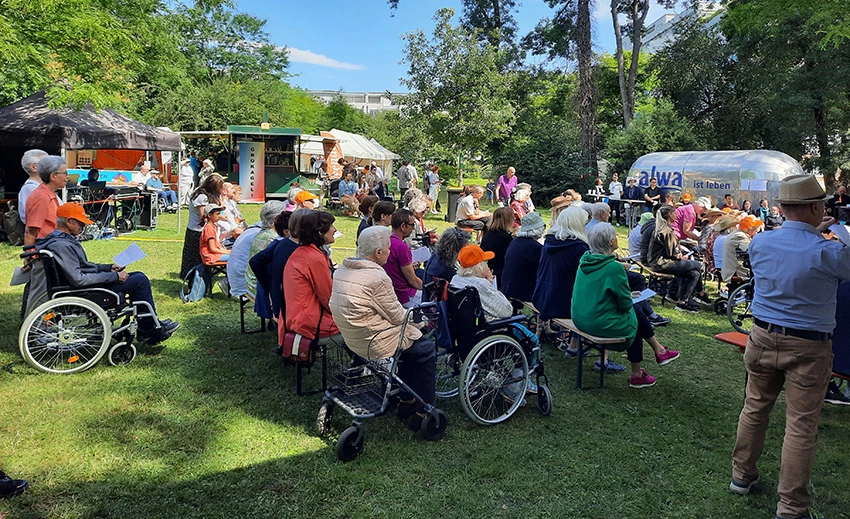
19, 297, 111, 374
537, 385, 553, 416
336, 425, 364, 462
107, 342, 137, 366
727, 283, 754, 335
435, 350, 460, 399
713, 298, 727, 315
458, 334, 529, 425
317, 402, 334, 436
421, 409, 448, 441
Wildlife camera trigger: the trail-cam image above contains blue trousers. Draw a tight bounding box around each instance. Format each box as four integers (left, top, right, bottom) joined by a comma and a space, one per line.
104, 272, 158, 332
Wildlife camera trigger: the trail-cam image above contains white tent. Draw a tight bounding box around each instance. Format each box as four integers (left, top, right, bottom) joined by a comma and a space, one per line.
329, 128, 400, 161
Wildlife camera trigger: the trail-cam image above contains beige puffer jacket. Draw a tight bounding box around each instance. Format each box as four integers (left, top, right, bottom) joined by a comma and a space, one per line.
330, 258, 422, 360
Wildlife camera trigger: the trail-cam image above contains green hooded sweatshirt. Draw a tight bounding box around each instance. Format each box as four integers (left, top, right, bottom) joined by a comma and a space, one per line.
571, 252, 638, 348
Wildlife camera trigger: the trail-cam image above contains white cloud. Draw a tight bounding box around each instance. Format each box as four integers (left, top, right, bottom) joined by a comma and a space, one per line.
287, 48, 365, 71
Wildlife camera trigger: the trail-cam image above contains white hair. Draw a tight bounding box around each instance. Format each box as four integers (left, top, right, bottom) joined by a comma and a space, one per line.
587, 223, 618, 255
21, 149, 47, 173
357, 225, 392, 258
260, 200, 287, 228
515, 188, 530, 201
408, 196, 429, 214
552, 206, 588, 242
457, 261, 490, 278
590, 202, 609, 219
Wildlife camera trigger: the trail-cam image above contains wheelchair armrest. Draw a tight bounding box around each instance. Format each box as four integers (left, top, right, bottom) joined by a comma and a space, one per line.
487, 314, 528, 329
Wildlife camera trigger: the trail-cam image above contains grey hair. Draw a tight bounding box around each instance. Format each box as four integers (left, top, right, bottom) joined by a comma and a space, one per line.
457, 261, 490, 278
435, 227, 471, 266
587, 223, 618, 255
357, 225, 392, 258
37, 156, 66, 183
515, 188, 530, 201
287, 207, 308, 239
590, 202, 609, 219
259, 200, 287, 228
403, 187, 423, 207
551, 206, 588, 243
56, 217, 67, 228
21, 149, 47, 174
472, 185, 485, 195
408, 196, 429, 214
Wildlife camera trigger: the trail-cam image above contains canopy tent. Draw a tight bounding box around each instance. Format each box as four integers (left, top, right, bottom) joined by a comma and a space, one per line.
0, 91, 181, 150
329, 128, 399, 161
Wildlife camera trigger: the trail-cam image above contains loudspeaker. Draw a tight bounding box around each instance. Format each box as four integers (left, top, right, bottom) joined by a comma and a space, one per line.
138, 192, 158, 230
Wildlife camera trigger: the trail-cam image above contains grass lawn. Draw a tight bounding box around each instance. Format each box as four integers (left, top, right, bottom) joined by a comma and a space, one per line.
0, 199, 848, 519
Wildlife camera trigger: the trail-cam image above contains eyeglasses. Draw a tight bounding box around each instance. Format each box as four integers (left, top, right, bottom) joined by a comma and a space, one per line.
402, 222, 414, 228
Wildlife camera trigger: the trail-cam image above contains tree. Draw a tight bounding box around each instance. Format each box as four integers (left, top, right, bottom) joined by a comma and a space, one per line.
319, 96, 372, 134
460, 0, 523, 67
609, 0, 677, 128
400, 8, 515, 166
596, 52, 656, 139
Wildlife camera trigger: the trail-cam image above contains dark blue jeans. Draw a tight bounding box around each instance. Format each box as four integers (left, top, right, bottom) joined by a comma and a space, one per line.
104, 272, 158, 333
398, 336, 437, 404
627, 301, 656, 364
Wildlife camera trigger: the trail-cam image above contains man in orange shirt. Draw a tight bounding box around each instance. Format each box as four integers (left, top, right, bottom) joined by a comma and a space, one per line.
24, 156, 67, 247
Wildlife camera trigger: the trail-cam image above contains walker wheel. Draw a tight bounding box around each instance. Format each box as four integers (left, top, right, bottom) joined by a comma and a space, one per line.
336, 425, 364, 462
537, 385, 553, 416
317, 402, 334, 436
421, 409, 448, 441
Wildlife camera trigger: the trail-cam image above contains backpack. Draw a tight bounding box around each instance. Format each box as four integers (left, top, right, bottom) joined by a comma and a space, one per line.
4, 208, 25, 246
180, 264, 207, 303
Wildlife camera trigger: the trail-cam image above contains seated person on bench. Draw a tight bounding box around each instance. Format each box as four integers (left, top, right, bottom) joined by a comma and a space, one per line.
38, 203, 179, 345
456, 185, 491, 231
145, 169, 178, 210
330, 226, 436, 432
200, 205, 230, 265
572, 223, 679, 389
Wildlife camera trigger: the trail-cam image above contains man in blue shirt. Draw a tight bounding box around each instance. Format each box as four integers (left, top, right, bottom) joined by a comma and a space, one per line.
730, 175, 849, 519
145, 170, 178, 210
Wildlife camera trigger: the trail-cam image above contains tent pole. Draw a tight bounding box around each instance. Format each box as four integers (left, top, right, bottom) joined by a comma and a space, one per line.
177, 150, 182, 233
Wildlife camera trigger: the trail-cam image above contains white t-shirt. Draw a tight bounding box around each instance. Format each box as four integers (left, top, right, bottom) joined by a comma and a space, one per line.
457, 194, 476, 221
132, 171, 152, 187
407, 165, 418, 184
609, 181, 623, 200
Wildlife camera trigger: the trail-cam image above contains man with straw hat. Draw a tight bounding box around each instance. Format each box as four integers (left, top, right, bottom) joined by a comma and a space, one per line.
730, 175, 844, 519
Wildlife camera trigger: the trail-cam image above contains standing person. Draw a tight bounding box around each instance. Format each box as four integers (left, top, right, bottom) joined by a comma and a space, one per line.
427, 164, 443, 214
18, 149, 48, 225
643, 177, 661, 212
719, 193, 740, 210
480, 207, 514, 289
180, 175, 224, 278
756, 199, 770, 222
383, 209, 423, 308
589, 178, 605, 201
199, 159, 214, 184
24, 156, 67, 247
730, 175, 845, 519
456, 186, 491, 231
608, 173, 624, 225
497, 167, 518, 206
623, 177, 643, 227
189, 151, 201, 180
397, 160, 412, 201
178, 157, 194, 206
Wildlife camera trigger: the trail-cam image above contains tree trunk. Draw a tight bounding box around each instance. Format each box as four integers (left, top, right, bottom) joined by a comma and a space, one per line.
813, 102, 834, 189
626, 1, 651, 124
611, 0, 630, 128
577, 0, 597, 172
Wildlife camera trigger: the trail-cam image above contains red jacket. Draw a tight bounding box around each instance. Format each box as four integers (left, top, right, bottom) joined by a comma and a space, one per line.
283, 244, 339, 338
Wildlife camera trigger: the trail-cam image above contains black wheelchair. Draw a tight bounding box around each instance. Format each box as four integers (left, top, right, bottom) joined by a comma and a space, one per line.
713, 251, 754, 334
18, 250, 164, 374
433, 283, 552, 425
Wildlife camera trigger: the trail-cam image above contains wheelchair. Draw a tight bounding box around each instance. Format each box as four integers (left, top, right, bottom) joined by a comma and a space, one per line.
713, 251, 754, 334
317, 304, 447, 461
18, 250, 164, 374
433, 283, 552, 425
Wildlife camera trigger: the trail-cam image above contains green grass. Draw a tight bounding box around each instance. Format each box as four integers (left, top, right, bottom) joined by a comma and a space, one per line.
1, 202, 848, 519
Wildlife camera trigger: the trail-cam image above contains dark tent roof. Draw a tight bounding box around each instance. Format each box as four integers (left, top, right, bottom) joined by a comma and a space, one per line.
0, 91, 181, 151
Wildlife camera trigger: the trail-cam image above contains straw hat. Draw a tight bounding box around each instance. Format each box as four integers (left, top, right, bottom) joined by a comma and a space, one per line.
775, 174, 832, 204
550, 196, 570, 211
713, 214, 740, 232
704, 208, 725, 219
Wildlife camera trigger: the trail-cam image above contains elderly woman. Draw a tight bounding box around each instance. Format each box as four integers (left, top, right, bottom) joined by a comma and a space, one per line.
480, 207, 514, 289
423, 227, 470, 300
405, 195, 435, 251
722, 215, 762, 283
510, 188, 530, 227
245, 201, 288, 316
284, 210, 341, 347
330, 226, 437, 431
501, 212, 545, 302
226, 200, 286, 299
572, 224, 680, 388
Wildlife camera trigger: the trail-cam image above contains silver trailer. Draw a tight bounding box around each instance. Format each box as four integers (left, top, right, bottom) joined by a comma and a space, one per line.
627, 150, 805, 206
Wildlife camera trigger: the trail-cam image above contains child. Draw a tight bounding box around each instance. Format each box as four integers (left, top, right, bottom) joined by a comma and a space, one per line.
200, 205, 230, 265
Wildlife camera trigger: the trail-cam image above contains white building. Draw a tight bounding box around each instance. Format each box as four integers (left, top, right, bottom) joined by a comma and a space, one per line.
307, 90, 404, 115
629, 1, 724, 54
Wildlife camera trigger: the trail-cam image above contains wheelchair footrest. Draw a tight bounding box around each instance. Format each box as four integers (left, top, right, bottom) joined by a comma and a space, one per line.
329, 388, 385, 416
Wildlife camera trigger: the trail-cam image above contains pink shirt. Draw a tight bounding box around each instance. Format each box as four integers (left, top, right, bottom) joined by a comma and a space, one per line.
672, 203, 696, 240
383, 233, 416, 304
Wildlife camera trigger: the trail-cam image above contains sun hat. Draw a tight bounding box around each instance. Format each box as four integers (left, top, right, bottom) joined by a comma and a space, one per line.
550, 196, 570, 211
57, 203, 93, 225
775, 174, 832, 204
627, 177, 636, 183
181, 157, 191, 164
638, 212, 654, 226
457, 244, 495, 268
704, 208, 725, 219
696, 196, 712, 209
517, 212, 546, 238
713, 214, 740, 232
738, 215, 763, 231
294, 190, 318, 205
204, 204, 224, 215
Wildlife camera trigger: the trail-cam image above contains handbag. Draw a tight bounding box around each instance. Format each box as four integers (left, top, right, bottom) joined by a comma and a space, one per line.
282, 306, 323, 365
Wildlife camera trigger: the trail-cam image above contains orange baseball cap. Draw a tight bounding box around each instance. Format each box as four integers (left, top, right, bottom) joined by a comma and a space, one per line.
294, 190, 318, 205
457, 244, 495, 268
57, 203, 94, 225
682, 192, 692, 202
739, 215, 763, 231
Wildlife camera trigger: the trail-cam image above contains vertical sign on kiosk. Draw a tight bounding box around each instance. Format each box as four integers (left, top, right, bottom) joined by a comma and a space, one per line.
239, 141, 266, 202
321, 131, 344, 180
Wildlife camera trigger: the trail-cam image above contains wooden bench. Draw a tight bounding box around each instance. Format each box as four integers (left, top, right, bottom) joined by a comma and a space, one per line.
632, 261, 676, 305
553, 318, 628, 389
456, 224, 482, 242
207, 261, 228, 297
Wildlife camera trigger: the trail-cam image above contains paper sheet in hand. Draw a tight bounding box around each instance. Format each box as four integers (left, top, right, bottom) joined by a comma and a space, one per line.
113, 243, 147, 268
10, 266, 30, 286
411, 246, 431, 264
632, 289, 656, 304
333, 230, 343, 239
829, 223, 850, 246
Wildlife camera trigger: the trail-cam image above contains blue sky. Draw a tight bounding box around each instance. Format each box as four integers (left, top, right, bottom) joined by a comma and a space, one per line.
238, 0, 677, 93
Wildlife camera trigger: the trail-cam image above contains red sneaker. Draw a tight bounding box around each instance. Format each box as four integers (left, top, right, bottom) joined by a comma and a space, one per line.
629, 368, 657, 388
656, 348, 680, 366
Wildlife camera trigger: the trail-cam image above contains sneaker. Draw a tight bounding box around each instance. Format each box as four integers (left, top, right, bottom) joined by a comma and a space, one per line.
594, 360, 626, 373
217, 277, 230, 297
649, 315, 672, 327
565, 348, 591, 359
526, 375, 539, 394
693, 293, 712, 306
824, 380, 850, 405
656, 348, 680, 366
629, 368, 657, 388
665, 294, 678, 304
675, 302, 699, 313
143, 320, 181, 345
729, 475, 759, 495
0, 471, 28, 499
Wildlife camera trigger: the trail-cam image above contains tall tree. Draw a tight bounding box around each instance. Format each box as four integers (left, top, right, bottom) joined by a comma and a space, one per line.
609, 0, 677, 128
460, 0, 523, 67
